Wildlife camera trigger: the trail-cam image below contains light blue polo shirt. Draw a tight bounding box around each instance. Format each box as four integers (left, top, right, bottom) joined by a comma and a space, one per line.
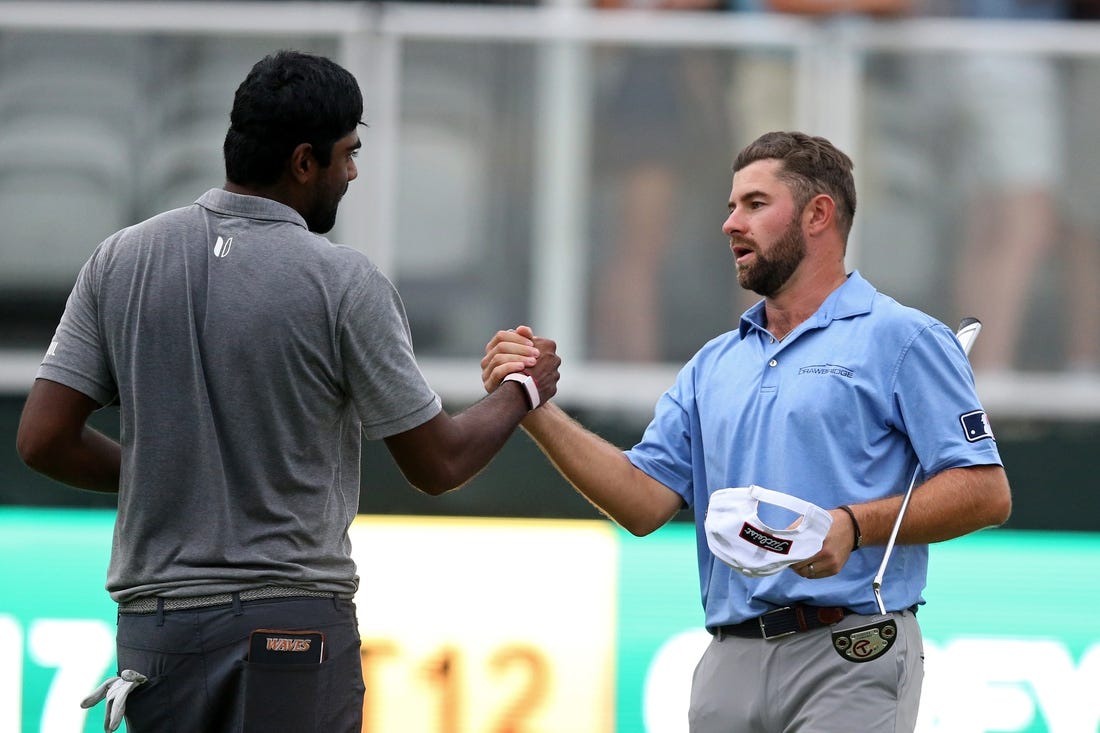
625, 271, 1002, 626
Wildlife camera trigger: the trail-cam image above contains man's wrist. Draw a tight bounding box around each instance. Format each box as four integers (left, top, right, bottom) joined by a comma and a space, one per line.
838, 504, 862, 551
501, 372, 540, 410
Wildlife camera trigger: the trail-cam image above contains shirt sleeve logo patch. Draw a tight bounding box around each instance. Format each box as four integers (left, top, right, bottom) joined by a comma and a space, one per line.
960, 410, 995, 442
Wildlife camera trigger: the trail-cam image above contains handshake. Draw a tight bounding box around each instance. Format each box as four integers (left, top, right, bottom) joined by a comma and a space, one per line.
482, 325, 560, 409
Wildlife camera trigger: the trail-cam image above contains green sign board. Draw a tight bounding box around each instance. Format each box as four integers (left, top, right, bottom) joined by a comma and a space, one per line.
615, 523, 1100, 733
3, 509, 1099, 732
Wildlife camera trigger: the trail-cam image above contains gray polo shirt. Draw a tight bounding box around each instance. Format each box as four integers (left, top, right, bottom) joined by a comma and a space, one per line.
38, 189, 442, 602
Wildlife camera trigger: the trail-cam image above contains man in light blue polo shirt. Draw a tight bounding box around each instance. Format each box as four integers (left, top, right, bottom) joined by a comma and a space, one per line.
481, 131, 1011, 732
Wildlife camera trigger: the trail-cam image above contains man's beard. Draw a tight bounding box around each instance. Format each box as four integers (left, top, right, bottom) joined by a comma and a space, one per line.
305, 182, 346, 234
306, 206, 339, 234
735, 216, 806, 297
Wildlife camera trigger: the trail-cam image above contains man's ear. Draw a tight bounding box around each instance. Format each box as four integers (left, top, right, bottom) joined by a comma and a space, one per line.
288, 142, 315, 184
804, 193, 835, 237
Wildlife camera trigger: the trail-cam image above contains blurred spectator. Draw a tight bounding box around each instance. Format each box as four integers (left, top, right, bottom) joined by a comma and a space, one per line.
1060, 0, 1100, 374
944, 0, 1068, 372
1070, 0, 1100, 18
588, 0, 734, 362
733, 0, 912, 22
727, 0, 916, 136
730, 0, 1090, 374
726, 0, 915, 137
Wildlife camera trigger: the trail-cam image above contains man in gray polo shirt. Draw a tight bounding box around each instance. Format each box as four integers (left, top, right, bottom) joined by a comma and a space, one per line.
16, 50, 558, 733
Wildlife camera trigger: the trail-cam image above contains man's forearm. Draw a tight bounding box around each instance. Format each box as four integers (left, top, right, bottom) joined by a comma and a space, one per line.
385, 381, 532, 496
18, 378, 121, 493
521, 404, 682, 536
852, 465, 1011, 546
443, 380, 540, 488
25, 427, 121, 494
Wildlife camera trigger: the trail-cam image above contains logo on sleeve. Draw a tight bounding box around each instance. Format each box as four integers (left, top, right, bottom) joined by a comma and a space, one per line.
960, 410, 995, 442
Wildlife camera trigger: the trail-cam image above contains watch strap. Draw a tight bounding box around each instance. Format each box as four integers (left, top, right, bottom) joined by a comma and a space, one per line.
502, 372, 540, 410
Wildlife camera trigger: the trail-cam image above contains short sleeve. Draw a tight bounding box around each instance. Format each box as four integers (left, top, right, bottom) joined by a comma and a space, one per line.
35, 246, 117, 405
625, 363, 698, 507
892, 323, 1002, 477
338, 267, 442, 440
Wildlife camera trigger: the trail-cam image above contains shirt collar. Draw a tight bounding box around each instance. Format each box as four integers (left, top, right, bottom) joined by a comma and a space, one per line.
737, 270, 877, 340
196, 188, 309, 230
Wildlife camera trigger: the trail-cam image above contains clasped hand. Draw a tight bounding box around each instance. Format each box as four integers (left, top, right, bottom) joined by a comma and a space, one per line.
482, 325, 559, 401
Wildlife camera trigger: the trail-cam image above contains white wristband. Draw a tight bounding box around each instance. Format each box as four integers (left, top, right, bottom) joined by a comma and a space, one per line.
502, 372, 540, 410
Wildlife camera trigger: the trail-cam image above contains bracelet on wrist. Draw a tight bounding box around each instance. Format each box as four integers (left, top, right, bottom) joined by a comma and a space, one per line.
501, 372, 540, 410
838, 504, 862, 551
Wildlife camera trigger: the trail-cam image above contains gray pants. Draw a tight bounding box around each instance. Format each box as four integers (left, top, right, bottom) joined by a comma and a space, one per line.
689, 610, 923, 733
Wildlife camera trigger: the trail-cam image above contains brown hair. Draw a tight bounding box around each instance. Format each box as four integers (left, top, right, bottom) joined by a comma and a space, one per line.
733, 131, 857, 238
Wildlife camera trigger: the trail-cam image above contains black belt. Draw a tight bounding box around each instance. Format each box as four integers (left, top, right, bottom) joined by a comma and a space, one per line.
118, 586, 336, 614
713, 605, 848, 641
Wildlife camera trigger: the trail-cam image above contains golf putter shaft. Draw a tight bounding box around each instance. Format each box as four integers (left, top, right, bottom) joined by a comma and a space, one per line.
872, 317, 983, 614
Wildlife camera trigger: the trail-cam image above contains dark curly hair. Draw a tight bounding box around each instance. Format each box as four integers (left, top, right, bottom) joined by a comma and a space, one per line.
224, 50, 364, 186
733, 131, 857, 238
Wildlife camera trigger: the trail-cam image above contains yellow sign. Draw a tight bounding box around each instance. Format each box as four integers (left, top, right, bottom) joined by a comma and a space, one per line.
350, 516, 618, 733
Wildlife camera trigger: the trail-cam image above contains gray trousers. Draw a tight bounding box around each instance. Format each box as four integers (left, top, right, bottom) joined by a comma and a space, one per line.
114, 595, 365, 733
689, 610, 923, 733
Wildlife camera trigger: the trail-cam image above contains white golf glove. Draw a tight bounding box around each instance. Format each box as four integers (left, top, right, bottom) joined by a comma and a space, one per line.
80, 669, 148, 732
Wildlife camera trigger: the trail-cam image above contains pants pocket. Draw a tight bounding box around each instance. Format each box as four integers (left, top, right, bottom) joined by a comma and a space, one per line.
242, 660, 323, 733
118, 674, 176, 733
